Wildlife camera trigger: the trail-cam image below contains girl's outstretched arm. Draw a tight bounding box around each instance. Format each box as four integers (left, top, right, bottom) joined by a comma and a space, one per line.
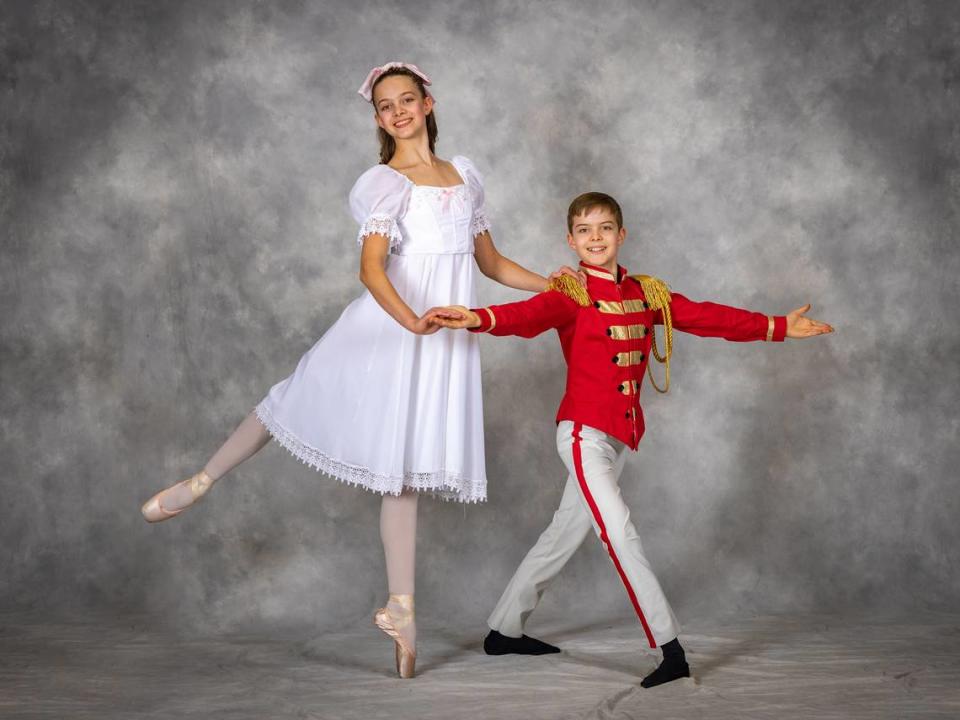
474, 231, 584, 292
359, 233, 439, 335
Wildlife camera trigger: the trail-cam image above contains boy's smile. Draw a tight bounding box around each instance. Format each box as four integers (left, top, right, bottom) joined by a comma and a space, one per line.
567, 207, 626, 275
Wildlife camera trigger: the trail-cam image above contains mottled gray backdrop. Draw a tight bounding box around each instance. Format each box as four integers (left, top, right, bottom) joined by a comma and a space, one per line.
2, 0, 958, 636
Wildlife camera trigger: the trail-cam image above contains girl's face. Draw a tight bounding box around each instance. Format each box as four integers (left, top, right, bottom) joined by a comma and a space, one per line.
373, 75, 433, 142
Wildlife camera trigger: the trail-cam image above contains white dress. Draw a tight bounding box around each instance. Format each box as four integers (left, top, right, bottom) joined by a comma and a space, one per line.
254, 155, 490, 503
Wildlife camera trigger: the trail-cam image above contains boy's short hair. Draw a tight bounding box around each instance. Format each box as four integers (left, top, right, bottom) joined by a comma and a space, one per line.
567, 192, 623, 232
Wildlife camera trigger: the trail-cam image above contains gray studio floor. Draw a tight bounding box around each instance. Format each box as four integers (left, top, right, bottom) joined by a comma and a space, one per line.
2, 610, 958, 719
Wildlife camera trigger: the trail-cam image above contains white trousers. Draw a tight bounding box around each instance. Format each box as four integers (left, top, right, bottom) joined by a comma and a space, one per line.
487, 421, 680, 648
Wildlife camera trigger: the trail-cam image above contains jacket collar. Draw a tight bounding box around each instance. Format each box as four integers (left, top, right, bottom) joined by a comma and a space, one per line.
579, 260, 627, 284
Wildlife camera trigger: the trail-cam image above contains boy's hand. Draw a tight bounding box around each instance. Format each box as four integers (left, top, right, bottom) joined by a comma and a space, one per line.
426, 305, 482, 330
785, 304, 833, 338
546, 265, 587, 290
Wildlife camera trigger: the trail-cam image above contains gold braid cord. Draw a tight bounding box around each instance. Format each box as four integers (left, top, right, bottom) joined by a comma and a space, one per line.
630, 274, 673, 393
547, 274, 592, 307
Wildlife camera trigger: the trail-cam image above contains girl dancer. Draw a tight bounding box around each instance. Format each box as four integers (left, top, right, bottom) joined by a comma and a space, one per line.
141, 62, 576, 678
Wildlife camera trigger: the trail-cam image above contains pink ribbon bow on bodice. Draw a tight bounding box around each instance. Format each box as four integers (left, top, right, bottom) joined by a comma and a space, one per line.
437, 186, 465, 215
439, 186, 456, 213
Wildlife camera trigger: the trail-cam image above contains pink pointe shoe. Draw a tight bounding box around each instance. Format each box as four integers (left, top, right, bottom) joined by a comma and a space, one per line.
140, 471, 214, 523
374, 594, 416, 679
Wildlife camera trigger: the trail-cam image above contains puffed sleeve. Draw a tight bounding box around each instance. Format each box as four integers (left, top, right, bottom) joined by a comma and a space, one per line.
452, 155, 492, 238
348, 165, 412, 251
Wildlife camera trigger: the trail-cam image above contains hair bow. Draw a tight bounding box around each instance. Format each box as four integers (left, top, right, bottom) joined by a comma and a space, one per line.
358, 62, 433, 102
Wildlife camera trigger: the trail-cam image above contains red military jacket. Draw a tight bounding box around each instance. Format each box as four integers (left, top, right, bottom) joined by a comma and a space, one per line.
469, 261, 787, 450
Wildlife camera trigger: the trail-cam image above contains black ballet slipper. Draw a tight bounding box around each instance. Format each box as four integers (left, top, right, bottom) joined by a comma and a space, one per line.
483, 630, 561, 655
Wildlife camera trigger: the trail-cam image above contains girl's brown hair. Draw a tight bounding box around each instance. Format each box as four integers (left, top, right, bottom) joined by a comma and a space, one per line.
371, 68, 439, 164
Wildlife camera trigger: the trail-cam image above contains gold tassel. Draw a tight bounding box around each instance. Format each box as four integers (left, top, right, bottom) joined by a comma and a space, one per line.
630, 274, 673, 394
547, 274, 592, 307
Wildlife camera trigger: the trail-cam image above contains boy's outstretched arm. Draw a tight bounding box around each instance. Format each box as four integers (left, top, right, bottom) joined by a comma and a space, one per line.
665, 292, 832, 342
427, 289, 580, 338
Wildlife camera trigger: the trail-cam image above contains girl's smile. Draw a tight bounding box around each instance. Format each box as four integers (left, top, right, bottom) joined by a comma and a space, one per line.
373, 75, 433, 140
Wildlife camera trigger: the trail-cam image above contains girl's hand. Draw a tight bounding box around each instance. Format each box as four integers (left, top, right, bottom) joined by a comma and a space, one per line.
546, 265, 587, 290
407, 307, 462, 335
426, 305, 480, 330
408, 315, 439, 335
785, 304, 834, 338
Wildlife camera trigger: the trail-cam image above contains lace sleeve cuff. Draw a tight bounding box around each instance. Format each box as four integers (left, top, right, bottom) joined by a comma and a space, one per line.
471, 209, 492, 238
357, 215, 402, 250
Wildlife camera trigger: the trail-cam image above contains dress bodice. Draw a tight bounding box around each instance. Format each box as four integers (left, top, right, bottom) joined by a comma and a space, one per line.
349, 155, 491, 256
396, 183, 475, 255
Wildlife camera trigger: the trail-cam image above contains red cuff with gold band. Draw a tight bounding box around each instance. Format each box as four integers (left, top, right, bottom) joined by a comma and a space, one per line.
767, 315, 787, 342
468, 307, 496, 333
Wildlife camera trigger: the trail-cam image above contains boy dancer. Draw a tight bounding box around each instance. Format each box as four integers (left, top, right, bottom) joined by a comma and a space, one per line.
430, 192, 832, 687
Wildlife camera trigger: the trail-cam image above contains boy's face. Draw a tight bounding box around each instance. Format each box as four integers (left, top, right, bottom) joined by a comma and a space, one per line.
567, 207, 626, 273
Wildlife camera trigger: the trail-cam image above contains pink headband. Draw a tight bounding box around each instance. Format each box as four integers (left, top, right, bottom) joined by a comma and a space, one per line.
358, 62, 433, 103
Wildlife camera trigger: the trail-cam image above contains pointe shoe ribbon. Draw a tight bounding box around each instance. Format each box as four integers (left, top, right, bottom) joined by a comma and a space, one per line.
374, 593, 416, 679
141, 471, 214, 523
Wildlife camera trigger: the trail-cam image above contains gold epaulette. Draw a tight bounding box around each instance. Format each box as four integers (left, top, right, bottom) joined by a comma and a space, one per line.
629, 274, 673, 394
547, 274, 592, 307
629, 274, 671, 310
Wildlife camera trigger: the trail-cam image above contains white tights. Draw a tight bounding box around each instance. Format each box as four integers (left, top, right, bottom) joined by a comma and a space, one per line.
203, 411, 272, 481
380, 490, 418, 593
161, 411, 271, 511
379, 490, 418, 649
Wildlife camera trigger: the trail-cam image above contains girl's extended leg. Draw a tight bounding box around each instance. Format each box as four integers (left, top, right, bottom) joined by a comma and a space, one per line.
203, 410, 272, 483
153, 410, 271, 512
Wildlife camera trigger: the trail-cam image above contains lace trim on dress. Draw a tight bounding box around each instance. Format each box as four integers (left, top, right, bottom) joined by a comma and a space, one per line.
471, 208, 492, 238
357, 214, 403, 250
254, 402, 487, 504
415, 184, 468, 198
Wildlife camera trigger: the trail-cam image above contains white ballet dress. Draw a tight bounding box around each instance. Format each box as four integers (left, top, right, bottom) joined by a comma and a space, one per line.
254, 155, 490, 503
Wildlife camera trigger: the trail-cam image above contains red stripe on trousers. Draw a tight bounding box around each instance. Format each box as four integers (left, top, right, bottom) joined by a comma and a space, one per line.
572, 422, 657, 649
